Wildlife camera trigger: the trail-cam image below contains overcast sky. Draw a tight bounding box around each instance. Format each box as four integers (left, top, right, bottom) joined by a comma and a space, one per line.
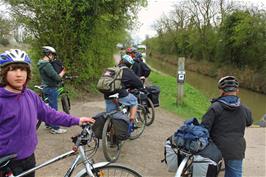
132, 0, 266, 43
1, 0, 265, 44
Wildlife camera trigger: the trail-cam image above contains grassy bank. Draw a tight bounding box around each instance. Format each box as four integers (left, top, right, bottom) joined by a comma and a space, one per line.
149, 71, 210, 120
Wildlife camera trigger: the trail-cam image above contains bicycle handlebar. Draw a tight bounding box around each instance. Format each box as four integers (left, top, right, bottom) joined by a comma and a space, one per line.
64, 75, 78, 81
34, 85, 45, 91
72, 123, 96, 147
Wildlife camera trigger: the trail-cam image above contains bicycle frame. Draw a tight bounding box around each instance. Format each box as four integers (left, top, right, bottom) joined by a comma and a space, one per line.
174, 156, 192, 177
57, 83, 67, 96
174, 148, 223, 177
15, 147, 109, 177
2, 125, 110, 177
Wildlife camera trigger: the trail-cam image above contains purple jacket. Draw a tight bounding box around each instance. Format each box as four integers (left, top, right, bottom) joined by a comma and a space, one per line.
0, 87, 80, 160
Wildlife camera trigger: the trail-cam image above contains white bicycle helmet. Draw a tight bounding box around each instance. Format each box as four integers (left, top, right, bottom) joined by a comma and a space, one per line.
42, 46, 56, 55
218, 76, 239, 92
0, 49, 31, 67
121, 54, 134, 67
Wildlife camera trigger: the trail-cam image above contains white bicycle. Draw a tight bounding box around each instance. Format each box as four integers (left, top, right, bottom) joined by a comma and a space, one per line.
174, 148, 224, 177
0, 124, 142, 177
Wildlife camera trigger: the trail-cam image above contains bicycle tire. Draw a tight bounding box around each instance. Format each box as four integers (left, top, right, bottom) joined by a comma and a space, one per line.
129, 105, 146, 140
102, 117, 121, 162
61, 94, 70, 114
78, 164, 142, 177
145, 98, 155, 126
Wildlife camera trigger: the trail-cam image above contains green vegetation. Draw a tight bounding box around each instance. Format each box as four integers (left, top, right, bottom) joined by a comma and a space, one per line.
145, 0, 266, 94
5, 0, 147, 92
149, 71, 210, 120
0, 17, 12, 46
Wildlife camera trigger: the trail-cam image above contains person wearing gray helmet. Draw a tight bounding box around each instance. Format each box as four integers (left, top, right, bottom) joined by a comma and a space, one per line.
201, 76, 253, 177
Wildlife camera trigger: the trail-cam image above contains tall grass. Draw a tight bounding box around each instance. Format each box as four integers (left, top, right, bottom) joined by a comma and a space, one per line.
149, 71, 210, 120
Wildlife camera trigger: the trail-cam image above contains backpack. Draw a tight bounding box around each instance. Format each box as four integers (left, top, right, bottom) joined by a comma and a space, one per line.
50, 59, 64, 74
96, 66, 127, 94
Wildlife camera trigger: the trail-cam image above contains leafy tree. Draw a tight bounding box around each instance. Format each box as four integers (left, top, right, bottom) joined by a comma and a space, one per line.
218, 10, 266, 69
0, 17, 12, 45
5, 0, 147, 89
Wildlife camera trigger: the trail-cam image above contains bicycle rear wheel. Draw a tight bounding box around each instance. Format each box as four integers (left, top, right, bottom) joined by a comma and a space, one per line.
145, 98, 155, 126
129, 105, 146, 140
61, 93, 70, 114
78, 164, 142, 177
102, 117, 121, 162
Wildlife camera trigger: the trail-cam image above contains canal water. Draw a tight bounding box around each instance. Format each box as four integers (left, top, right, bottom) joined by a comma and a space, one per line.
147, 58, 266, 122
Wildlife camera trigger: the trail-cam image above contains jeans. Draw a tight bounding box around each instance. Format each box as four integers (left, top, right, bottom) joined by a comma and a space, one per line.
224, 160, 243, 177
43, 87, 59, 130
105, 93, 138, 112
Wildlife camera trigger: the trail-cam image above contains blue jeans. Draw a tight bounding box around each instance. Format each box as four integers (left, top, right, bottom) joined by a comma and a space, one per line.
224, 160, 243, 177
105, 93, 138, 112
43, 87, 59, 130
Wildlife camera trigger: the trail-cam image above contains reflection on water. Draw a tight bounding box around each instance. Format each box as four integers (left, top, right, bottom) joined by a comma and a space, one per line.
147, 58, 266, 121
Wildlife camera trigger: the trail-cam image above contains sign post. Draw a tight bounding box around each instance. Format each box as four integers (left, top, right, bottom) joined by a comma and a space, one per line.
176, 57, 186, 105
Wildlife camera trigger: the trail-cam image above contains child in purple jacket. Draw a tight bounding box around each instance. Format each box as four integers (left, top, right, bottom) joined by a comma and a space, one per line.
0, 49, 95, 177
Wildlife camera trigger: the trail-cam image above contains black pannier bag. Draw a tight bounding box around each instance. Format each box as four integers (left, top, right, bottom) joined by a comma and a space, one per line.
146, 85, 160, 107
92, 112, 107, 139
130, 89, 148, 106
111, 112, 130, 141
138, 92, 148, 106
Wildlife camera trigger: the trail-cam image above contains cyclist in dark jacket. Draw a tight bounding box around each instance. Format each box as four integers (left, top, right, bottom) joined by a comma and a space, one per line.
134, 52, 151, 81
201, 76, 253, 177
104, 54, 143, 122
127, 49, 151, 83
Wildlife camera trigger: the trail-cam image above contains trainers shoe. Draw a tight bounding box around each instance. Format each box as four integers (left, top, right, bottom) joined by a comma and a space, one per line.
45, 125, 52, 129
50, 128, 67, 134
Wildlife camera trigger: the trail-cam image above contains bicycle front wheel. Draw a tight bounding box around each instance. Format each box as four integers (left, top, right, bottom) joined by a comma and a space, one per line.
102, 117, 121, 162
78, 164, 142, 177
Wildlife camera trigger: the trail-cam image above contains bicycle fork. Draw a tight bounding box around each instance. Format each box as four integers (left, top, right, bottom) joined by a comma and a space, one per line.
78, 146, 95, 177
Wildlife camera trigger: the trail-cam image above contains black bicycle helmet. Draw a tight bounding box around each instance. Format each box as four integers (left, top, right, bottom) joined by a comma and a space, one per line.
218, 76, 239, 92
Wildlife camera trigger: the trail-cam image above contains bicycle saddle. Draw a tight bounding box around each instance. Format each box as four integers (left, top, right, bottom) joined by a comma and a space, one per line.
0, 154, 17, 168
108, 93, 119, 99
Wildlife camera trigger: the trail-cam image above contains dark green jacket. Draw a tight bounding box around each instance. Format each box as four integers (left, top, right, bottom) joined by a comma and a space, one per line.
37, 60, 62, 87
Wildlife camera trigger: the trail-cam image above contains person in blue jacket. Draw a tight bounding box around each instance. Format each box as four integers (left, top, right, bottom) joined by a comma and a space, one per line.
0, 49, 95, 177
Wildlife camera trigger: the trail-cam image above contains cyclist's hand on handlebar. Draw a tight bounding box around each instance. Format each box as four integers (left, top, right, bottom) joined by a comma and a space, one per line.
59, 68, 66, 77
140, 76, 145, 80
79, 117, 95, 125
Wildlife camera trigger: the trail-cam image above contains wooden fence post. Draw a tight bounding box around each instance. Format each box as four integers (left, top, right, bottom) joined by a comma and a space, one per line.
176, 57, 186, 105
